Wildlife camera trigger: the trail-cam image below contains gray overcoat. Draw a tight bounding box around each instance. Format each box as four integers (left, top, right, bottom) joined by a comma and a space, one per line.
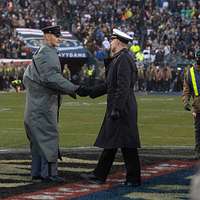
23, 44, 78, 162
91, 48, 141, 149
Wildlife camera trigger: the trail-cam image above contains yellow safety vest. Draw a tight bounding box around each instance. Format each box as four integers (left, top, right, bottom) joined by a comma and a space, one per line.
86, 69, 94, 76
12, 80, 22, 85
130, 45, 141, 54
135, 52, 144, 62
190, 66, 199, 96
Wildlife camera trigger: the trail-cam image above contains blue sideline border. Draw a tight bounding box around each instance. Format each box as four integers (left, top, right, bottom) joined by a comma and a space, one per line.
72, 166, 197, 200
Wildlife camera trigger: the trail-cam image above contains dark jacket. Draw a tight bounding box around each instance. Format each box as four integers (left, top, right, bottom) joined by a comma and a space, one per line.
182, 66, 200, 113
91, 48, 141, 149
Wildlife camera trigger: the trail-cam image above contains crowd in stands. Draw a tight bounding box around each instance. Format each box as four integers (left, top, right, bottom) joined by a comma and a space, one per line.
0, 61, 184, 93
0, 0, 200, 91
136, 63, 184, 92
0, 61, 26, 91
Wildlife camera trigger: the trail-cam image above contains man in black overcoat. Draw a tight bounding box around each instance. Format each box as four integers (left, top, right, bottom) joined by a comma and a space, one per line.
81, 28, 141, 186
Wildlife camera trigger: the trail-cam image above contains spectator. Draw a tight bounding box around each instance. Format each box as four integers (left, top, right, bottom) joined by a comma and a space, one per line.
0, 0, 200, 93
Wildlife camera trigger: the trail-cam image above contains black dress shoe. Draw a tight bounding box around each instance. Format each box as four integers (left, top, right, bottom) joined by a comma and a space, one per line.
123, 181, 141, 187
43, 176, 65, 183
32, 176, 43, 183
80, 173, 105, 184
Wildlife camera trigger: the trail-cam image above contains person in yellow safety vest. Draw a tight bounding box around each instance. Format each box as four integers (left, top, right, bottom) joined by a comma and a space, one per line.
182, 49, 200, 159
85, 66, 95, 86
11, 79, 22, 93
86, 67, 94, 77
130, 44, 141, 55
135, 51, 144, 62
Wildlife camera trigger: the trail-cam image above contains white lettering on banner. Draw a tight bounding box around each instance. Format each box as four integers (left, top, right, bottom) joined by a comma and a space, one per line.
58, 52, 87, 58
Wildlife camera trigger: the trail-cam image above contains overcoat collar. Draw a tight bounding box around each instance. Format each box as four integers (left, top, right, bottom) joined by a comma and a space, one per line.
112, 48, 128, 59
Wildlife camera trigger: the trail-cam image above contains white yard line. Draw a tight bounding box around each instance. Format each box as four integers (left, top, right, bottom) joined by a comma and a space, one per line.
0, 145, 194, 154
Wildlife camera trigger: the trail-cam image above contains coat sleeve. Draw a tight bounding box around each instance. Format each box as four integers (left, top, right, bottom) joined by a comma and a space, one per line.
36, 48, 79, 94
182, 70, 192, 106
90, 82, 107, 98
112, 54, 135, 111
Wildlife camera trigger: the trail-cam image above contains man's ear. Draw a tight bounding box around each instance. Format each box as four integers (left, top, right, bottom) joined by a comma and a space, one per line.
44, 34, 52, 41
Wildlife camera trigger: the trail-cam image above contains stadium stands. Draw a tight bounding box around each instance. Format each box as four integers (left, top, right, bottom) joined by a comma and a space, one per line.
0, 0, 199, 91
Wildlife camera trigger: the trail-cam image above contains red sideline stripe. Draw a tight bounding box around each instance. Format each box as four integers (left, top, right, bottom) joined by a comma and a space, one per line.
5, 160, 197, 200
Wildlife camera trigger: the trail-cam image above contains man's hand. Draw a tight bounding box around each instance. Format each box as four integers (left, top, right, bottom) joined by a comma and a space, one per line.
184, 104, 191, 111
76, 85, 91, 97
110, 109, 120, 120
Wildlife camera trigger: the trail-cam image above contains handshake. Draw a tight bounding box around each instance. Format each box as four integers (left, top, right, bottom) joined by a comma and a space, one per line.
76, 85, 92, 97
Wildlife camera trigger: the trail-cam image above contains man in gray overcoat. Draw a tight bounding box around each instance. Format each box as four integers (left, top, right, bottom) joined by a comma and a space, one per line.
23, 25, 79, 183
81, 29, 141, 186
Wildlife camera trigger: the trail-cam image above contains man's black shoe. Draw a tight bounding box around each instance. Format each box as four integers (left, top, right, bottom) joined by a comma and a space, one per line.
42, 176, 65, 183
123, 181, 141, 187
80, 173, 105, 184
32, 176, 43, 183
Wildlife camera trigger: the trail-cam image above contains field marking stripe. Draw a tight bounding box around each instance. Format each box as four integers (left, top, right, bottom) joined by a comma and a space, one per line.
0, 145, 194, 151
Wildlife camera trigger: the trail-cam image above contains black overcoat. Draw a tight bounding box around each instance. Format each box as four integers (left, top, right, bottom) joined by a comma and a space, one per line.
91, 48, 141, 149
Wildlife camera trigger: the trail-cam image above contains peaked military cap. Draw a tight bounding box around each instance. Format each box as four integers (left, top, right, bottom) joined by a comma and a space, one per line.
42, 25, 61, 37
111, 28, 133, 44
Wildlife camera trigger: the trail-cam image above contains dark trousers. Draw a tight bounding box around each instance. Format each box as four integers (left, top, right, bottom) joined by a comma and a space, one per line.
194, 113, 200, 150
93, 148, 141, 183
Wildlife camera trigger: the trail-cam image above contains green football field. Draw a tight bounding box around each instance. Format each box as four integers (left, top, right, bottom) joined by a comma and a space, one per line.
0, 92, 194, 149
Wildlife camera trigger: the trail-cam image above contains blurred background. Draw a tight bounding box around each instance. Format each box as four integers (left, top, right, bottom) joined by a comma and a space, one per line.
0, 0, 200, 93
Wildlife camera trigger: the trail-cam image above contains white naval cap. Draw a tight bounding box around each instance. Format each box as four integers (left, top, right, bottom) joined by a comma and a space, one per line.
111, 28, 133, 44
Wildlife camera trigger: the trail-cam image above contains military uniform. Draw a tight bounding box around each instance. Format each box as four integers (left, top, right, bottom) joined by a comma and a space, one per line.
93, 49, 140, 149
81, 29, 141, 186
23, 25, 79, 181
182, 64, 200, 158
